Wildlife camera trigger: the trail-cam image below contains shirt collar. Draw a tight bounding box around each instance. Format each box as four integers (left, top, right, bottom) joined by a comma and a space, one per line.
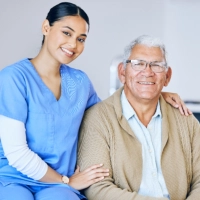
121, 90, 136, 121
153, 101, 162, 119
121, 90, 162, 121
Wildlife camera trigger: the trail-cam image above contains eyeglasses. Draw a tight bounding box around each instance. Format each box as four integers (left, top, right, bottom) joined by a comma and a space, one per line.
126, 59, 168, 73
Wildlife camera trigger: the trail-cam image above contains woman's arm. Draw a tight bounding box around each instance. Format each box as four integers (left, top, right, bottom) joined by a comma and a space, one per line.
40, 164, 109, 190
161, 92, 192, 116
0, 115, 109, 189
0, 115, 48, 180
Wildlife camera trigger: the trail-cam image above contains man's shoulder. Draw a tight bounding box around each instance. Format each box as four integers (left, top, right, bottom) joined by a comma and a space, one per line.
85, 94, 115, 115
84, 88, 123, 120
160, 95, 199, 129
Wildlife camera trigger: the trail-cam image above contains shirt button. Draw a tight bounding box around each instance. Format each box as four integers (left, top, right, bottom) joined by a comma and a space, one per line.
152, 172, 156, 177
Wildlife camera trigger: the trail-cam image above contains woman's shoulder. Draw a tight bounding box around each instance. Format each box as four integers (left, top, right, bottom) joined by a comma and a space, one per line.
0, 58, 31, 78
0, 58, 33, 91
61, 64, 91, 83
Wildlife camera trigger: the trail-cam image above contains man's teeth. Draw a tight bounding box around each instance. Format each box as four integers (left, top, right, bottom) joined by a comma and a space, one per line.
61, 48, 73, 55
139, 82, 154, 85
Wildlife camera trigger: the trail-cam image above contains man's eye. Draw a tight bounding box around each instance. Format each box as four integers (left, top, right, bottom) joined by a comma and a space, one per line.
152, 63, 162, 67
135, 62, 144, 66
63, 31, 70, 36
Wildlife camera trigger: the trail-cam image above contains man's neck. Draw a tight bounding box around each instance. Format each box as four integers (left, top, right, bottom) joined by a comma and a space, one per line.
125, 93, 160, 127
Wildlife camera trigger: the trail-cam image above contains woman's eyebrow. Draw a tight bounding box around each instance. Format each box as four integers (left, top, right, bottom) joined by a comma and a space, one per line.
63, 26, 74, 32
62, 26, 87, 37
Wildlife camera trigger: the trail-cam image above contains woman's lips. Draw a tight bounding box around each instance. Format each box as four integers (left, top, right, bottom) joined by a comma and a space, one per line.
61, 47, 74, 57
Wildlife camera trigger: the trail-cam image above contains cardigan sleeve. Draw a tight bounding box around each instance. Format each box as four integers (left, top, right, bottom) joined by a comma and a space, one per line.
186, 116, 200, 199
78, 106, 168, 200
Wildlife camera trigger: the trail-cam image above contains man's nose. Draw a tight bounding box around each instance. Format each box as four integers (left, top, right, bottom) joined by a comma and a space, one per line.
141, 63, 154, 75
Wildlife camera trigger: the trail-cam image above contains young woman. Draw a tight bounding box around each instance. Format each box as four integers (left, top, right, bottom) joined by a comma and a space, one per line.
0, 2, 191, 200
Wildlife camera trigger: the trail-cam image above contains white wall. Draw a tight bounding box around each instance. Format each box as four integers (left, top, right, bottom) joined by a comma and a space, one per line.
0, 0, 199, 101
163, 0, 200, 101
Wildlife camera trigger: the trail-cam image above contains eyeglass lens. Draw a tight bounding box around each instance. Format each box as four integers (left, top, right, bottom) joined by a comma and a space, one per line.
131, 60, 165, 72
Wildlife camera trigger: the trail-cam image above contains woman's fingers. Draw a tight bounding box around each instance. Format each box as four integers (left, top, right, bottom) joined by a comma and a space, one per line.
173, 96, 192, 116
170, 96, 184, 115
83, 163, 103, 173
162, 92, 180, 108
88, 172, 109, 180
85, 166, 109, 174
168, 96, 179, 108
87, 176, 105, 185
74, 165, 80, 175
68, 164, 109, 190
162, 92, 192, 116
83, 164, 109, 179
178, 103, 192, 116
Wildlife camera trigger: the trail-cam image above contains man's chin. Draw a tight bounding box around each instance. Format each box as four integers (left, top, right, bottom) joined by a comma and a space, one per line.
138, 93, 160, 102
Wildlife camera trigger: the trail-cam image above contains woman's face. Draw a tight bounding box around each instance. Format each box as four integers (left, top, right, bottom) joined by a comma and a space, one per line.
43, 15, 88, 64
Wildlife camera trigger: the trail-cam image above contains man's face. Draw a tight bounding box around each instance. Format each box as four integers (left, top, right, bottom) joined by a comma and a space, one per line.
118, 44, 172, 103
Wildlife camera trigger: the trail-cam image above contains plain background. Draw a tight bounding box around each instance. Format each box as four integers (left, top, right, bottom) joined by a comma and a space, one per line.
0, 0, 199, 102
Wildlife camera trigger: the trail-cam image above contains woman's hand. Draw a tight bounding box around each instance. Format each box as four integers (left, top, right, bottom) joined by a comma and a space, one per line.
161, 92, 192, 116
68, 164, 109, 190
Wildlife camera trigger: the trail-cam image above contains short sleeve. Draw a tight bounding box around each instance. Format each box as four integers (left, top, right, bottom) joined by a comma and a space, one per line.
86, 77, 101, 109
0, 66, 28, 123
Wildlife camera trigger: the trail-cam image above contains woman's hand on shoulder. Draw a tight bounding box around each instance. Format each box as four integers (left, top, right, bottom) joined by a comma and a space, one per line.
68, 164, 109, 190
161, 92, 192, 116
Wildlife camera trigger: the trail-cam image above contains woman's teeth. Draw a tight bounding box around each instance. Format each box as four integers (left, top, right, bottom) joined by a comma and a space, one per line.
61, 48, 73, 55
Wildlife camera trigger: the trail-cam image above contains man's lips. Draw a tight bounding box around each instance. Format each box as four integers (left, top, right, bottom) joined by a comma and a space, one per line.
61, 47, 74, 56
138, 81, 155, 85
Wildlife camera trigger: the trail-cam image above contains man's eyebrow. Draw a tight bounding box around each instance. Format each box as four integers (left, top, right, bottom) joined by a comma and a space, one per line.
62, 26, 87, 37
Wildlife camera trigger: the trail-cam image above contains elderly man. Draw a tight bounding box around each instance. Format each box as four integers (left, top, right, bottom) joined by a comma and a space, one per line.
78, 35, 200, 200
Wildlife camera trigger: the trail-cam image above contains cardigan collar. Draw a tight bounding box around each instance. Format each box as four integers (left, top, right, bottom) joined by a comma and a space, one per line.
112, 87, 169, 150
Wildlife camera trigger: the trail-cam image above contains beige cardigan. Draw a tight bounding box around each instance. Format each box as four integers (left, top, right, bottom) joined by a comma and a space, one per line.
78, 88, 200, 200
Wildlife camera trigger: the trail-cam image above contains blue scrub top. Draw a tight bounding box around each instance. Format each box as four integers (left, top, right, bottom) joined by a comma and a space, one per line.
0, 58, 100, 197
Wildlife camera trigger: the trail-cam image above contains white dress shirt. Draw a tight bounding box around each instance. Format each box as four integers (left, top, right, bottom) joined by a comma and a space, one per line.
121, 90, 170, 199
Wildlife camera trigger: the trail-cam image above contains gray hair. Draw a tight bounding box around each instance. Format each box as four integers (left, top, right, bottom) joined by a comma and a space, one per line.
122, 35, 167, 67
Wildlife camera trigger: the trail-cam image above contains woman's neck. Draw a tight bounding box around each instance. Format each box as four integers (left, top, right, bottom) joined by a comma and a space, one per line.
30, 48, 62, 100
31, 47, 61, 78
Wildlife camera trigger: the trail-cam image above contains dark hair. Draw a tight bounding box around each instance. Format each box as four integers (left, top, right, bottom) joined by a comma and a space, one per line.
42, 2, 90, 45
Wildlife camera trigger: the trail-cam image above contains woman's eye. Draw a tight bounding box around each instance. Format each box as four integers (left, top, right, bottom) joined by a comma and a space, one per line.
78, 38, 85, 43
63, 31, 71, 36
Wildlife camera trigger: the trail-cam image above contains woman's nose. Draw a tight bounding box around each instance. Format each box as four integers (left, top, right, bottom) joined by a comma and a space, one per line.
67, 38, 76, 48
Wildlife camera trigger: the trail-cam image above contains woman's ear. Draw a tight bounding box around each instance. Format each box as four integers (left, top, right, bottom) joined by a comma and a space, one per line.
42, 19, 51, 36
118, 62, 126, 84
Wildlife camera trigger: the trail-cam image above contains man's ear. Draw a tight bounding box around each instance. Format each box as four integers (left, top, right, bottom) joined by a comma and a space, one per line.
164, 67, 172, 87
42, 19, 51, 36
118, 62, 126, 84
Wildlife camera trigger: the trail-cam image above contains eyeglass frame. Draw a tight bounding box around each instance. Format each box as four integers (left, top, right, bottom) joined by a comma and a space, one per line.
126, 59, 168, 73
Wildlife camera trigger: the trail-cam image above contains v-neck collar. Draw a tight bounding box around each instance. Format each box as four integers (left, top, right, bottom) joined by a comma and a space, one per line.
27, 58, 63, 103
